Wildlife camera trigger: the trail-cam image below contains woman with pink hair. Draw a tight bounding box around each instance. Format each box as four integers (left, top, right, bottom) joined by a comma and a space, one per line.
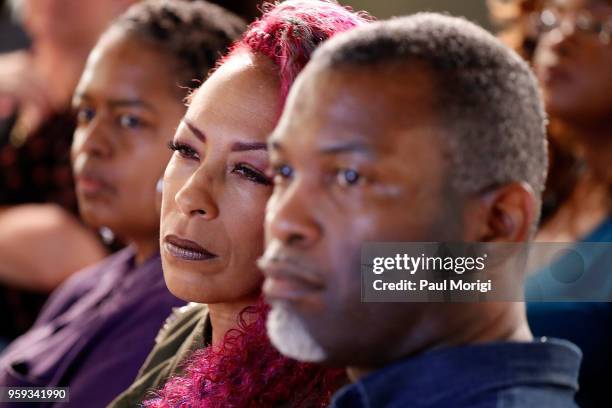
108, 2, 371, 407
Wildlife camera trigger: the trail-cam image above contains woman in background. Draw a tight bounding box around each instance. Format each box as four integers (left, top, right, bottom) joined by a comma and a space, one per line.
528, 2, 612, 407
0, 2, 245, 407
491, 1, 612, 406
488, 0, 545, 59
109, 2, 371, 407
0, 0, 140, 349
0, 0, 261, 347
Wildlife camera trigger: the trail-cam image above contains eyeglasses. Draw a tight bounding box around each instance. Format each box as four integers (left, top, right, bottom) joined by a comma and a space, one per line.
533, 8, 612, 44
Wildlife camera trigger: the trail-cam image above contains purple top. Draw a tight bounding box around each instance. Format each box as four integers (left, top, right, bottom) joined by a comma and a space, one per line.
0, 247, 185, 407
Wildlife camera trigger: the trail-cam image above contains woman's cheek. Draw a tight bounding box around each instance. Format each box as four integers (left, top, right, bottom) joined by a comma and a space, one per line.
227, 191, 267, 254
161, 161, 187, 217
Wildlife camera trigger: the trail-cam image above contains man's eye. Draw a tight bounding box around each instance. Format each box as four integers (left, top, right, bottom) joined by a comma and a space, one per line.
336, 168, 362, 187
273, 164, 294, 181
76, 107, 95, 124
168, 141, 199, 160
118, 114, 143, 129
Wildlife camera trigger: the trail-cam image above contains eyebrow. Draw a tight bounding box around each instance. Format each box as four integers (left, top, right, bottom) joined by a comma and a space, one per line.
231, 142, 268, 152
183, 120, 268, 151
108, 99, 156, 112
183, 120, 206, 142
73, 93, 156, 113
270, 140, 372, 156
318, 141, 372, 155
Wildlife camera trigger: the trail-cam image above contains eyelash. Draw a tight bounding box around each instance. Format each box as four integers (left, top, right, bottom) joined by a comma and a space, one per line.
168, 141, 198, 159
118, 113, 145, 129
234, 164, 272, 186
169, 141, 270, 186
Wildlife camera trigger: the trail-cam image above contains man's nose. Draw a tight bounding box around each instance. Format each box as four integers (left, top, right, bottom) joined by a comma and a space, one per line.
266, 179, 322, 249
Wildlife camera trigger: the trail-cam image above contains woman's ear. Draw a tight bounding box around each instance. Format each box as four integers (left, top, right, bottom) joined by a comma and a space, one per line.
464, 182, 538, 243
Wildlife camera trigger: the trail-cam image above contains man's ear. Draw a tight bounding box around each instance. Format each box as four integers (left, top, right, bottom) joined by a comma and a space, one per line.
463, 182, 538, 242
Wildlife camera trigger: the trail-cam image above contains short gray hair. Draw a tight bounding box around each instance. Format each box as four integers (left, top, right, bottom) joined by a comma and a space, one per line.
310, 13, 548, 202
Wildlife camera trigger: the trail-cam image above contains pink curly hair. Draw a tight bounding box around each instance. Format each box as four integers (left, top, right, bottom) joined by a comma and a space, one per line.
145, 300, 347, 407
226, 0, 372, 104
144, 1, 371, 407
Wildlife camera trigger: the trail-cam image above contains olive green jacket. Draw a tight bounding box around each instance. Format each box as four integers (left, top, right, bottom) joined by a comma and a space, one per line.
107, 303, 210, 408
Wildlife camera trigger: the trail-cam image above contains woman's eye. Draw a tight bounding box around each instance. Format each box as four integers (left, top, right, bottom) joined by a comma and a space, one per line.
168, 141, 199, 160
336, 168, 362, 187
234, 164, 271, 186
118, 114, 143, 129
76, 107, 95, 125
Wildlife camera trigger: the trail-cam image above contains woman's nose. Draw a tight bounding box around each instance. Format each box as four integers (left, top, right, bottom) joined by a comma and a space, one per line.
174, 168, 220, 221
73, 117, 114, 160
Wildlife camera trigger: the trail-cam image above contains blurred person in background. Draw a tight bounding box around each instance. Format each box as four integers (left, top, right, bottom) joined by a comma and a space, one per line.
0, 0, 264, 347
0, 0, 138, 139
0, 0, 139, 348
532, 0, 612, 241
488, 0, 546, 59
0, 2, 246, 406
0, 0, 263, 352
489, 0, 587, 226
491, 0, 612, 406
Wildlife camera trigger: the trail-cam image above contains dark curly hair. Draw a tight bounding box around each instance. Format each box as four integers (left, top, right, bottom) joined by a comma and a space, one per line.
113, 0, 247, 93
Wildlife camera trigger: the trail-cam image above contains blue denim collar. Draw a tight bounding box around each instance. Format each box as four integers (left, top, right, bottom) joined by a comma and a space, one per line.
331, 338, 581, 408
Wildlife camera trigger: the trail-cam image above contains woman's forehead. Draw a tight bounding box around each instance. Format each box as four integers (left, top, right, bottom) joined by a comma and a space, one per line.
185, 54, 281, 140
77, 33, 180, 103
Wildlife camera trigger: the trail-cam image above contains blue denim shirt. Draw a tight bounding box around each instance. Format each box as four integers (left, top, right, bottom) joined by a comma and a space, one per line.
331, 338, 581, 408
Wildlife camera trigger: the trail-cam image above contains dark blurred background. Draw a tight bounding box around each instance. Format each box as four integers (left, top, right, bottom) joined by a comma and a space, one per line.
0, 0, 29, 52
0, 0, 493, 53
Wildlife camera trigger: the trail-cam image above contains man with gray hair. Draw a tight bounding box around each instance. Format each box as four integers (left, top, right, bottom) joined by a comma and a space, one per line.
259, 13, 581, 407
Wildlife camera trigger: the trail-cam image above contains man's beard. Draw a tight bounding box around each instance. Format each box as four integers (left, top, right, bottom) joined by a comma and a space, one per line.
266, 301, 327, 363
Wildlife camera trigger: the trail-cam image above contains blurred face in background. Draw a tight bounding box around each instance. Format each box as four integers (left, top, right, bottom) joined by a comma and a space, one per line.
8, 0, 137, 115
533, 0, 612, 122
71, 29, 185, 249
160, 54, 280, 303
488, 0, 547, 59
18, 0, 135, 53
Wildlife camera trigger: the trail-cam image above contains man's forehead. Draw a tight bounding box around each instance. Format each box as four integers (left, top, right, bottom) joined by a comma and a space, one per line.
273, 63, 439, 151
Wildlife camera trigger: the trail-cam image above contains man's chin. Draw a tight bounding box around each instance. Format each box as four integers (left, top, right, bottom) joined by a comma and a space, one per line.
266, 302, 328, 363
